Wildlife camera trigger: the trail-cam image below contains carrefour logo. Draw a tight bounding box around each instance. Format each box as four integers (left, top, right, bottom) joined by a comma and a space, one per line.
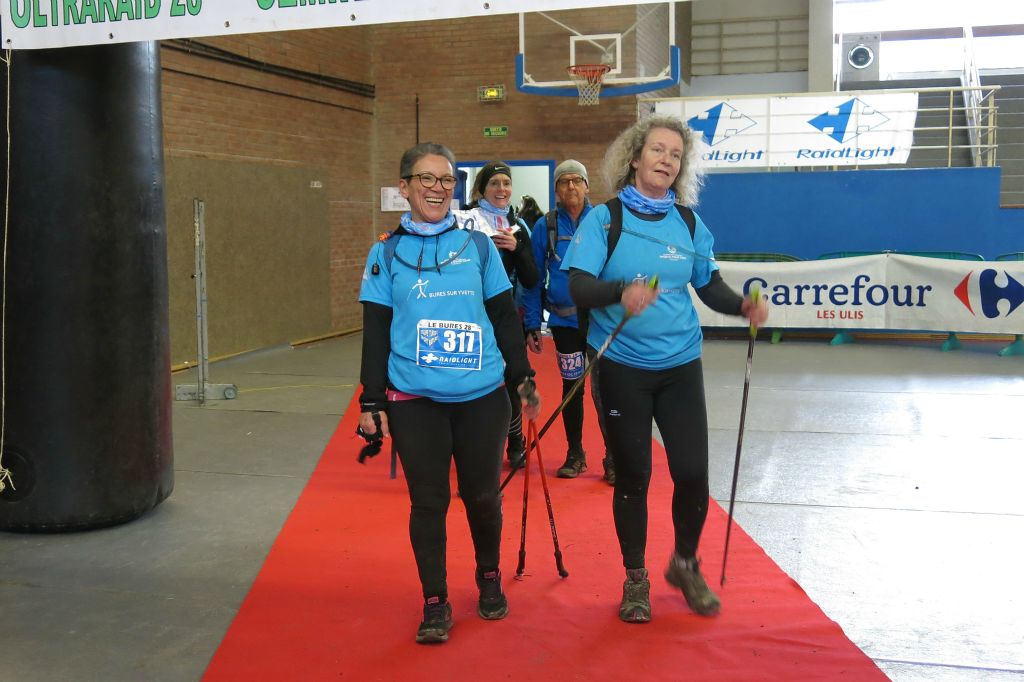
808, 97, 890, 144
953, 269, 1024, 318
687, 102, 757, 146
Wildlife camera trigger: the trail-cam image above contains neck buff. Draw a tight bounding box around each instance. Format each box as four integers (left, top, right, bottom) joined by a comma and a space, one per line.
400, 211, 454, 236
618, 184, 677, 215
476, 197, 510, 219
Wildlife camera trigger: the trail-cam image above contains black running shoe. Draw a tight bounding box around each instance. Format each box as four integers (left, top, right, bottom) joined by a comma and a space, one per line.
665, 554, 721, 616
476, 569, 509, 620
619, 568, 651, 623
415, 597, 453, 644
506, 434, 526, 470
556, 449, 587, 478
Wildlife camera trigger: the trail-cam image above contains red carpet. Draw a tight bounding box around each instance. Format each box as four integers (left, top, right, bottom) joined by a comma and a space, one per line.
204, 346, 886, 681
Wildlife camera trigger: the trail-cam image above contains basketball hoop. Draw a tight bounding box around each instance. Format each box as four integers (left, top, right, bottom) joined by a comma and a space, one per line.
566, 64, 611, 106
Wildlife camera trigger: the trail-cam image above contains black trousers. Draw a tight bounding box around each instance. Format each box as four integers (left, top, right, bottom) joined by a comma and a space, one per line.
389, 386, 510, 600
596, 356, 710, 569
550, 325, 609, 455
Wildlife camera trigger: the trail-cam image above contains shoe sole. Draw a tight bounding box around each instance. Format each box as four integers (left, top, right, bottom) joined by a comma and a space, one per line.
415, 626, 452, 644
477, 604, 509, 620
556, 467, 587, 479
619, 608, 651, 623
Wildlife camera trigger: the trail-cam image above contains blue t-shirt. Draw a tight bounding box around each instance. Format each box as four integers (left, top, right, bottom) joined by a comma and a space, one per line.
560, 203, 719, 370
359, 229, 512, 402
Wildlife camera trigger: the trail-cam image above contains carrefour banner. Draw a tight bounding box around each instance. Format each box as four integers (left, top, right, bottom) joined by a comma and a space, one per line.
695, 255, 1024, 335
654, 93, 918, 168
1, 0, 665, 50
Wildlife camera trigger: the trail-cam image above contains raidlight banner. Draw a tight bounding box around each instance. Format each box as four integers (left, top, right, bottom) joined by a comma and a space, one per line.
655, 93, 918, 169
695, 255, 1024, 335
2, 0, 666, 50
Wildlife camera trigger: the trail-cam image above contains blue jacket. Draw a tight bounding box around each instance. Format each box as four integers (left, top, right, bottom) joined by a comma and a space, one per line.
522, 201, 592, 331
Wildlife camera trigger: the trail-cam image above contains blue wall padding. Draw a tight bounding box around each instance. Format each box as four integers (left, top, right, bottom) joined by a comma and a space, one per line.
698, 167, 1021, 260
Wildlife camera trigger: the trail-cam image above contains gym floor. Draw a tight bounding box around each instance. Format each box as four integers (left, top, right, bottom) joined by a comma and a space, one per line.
2, 333, 1022, 681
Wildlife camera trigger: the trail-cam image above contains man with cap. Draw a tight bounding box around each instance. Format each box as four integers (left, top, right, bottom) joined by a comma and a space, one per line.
522, 160, 613, 483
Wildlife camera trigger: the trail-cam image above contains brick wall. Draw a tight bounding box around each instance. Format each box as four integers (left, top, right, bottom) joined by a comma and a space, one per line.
161, 28, 375, 334
162, 13, 664, 341
372, 14, 640, 236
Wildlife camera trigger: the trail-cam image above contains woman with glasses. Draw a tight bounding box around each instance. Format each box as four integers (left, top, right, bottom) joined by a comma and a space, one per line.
562, 116, 768, 624
358, 143, 542, 644
455, 161, 539, 470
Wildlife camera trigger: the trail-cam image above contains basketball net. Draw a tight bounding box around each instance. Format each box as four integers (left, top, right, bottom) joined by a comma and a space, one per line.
566, 64, 611, 106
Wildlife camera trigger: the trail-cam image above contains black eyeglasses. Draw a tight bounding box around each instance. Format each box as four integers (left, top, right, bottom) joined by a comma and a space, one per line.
556, 176, 586, 188
403, 173, 457, 190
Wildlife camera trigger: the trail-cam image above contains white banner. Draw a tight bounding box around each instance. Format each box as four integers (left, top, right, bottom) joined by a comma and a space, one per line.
1, 0, 666, 50
696, 255, 1024, 335
655, 93, 918, 168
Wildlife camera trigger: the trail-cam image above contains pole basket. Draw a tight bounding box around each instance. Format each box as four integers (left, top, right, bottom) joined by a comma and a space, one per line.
566, 64, 611, 106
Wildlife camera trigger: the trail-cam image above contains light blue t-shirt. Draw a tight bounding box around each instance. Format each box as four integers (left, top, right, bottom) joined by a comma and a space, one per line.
560, 203, 719, 370
359, 229, 512, 402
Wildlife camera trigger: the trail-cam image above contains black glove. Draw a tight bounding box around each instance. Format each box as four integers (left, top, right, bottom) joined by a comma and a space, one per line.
356, 411, 384, 463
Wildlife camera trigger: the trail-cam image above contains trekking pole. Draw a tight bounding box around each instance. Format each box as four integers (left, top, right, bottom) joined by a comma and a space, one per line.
531, 418, 569, 577
515, 423, 533, 577
499, 276, 659, 493
720, 288, 762, 587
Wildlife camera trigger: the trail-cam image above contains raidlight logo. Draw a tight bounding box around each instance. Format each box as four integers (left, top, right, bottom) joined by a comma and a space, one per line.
953, 269, 1024, 318
687, 102, 757, 146
808, 97, 889, 144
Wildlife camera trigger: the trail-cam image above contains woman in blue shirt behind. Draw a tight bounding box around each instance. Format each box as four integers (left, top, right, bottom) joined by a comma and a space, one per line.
562, 116, 768, 624
359, 143, 541, 644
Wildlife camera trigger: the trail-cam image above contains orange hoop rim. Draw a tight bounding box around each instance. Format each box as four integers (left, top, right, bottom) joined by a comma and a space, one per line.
566, 63, 612, 82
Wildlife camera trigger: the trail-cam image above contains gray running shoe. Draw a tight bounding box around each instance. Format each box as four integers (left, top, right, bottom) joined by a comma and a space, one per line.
556, 449, 587, 478
619, 567, 651, 623
665, 554, 721, 616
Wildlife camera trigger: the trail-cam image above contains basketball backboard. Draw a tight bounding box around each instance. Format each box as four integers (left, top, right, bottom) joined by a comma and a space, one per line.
516, 3, 680, 100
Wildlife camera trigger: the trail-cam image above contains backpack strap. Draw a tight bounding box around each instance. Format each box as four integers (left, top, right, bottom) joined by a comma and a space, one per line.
467, 229, 492, 270
605, 197, 624, 262
380, 230, 399, 269
677, 204, 697, 241
545, 209, 559, 261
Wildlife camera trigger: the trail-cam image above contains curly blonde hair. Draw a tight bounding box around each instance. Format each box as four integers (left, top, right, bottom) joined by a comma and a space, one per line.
601, 115, 706, 206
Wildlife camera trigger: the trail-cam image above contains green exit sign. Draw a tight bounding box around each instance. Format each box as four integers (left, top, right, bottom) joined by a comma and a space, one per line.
483, 126, 509, 138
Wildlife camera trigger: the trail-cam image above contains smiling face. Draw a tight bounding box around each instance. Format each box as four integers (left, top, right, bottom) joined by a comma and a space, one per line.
631, 126, 684, 199
483, 172, 513, 210
399, 153, 454, 223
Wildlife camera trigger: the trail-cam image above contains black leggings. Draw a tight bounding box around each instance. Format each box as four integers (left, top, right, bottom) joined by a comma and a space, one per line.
550, 325, 609, 454
597, 356, 709, 569
389, 386, 510, 600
